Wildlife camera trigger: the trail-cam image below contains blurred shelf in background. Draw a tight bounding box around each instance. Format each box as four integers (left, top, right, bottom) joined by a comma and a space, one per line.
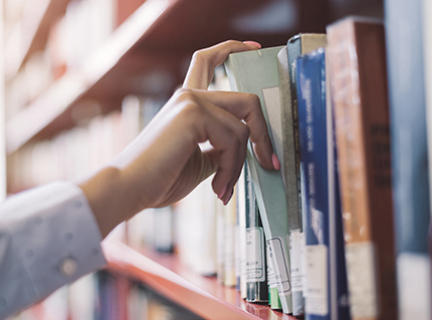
4, 0, 72, 80
6, 0, 382, 154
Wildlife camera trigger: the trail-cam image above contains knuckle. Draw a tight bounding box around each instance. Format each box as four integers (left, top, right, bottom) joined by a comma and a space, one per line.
240, 124, 251, 141
224, 39, 240, 46
192, 49, 208, 64
246, 93, 260, 108
175, 88, 196, 103
181, 100, 205, 120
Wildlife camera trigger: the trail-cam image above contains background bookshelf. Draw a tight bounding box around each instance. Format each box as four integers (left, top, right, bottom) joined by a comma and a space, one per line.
2, 0, 386, 319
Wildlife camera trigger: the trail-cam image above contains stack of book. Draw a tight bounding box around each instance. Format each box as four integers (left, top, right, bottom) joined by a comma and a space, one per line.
7, 1, 432, 319
4, 0, 147, 123
217, 4, 432, 319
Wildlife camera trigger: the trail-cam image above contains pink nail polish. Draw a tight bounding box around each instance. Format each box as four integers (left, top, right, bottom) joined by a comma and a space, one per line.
218, 186, 227, 199
272, 153, 281, 170
224, 189, 234, 206
243, 41, 262, 49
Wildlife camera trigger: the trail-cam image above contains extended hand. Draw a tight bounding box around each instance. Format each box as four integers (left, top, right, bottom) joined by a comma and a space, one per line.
78, 40, 278, 237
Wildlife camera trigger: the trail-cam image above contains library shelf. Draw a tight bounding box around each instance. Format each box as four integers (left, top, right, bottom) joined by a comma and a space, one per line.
5, 0, 177, 154
103, 240, 297, 320
5, 0, 72, 80
5, 0, 332, 154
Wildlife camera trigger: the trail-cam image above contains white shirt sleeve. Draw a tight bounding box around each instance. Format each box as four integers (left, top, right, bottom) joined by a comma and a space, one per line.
0, 181, 107, 319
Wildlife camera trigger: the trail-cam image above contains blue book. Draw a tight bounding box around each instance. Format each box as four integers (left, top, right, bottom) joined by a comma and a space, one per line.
296, 49, 350, 320
385, 1, 432, 318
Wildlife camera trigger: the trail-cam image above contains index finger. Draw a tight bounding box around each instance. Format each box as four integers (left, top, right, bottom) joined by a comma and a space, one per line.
177, 89, 275, 170
183, 40, 261, 90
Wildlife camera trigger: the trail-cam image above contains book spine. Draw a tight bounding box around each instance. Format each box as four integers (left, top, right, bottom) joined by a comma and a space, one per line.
216, 199, 225, 284
245, 165, 269, 302
287, 35, 328, 315
277, 46, 305, 316
326, 52, 351, 320
237, 165, 248, 298
327, 18, 397, 320
224, 187, 237, 287
287, 37, 303, 233
296, 49, 330, 320
386, 1, 432, 319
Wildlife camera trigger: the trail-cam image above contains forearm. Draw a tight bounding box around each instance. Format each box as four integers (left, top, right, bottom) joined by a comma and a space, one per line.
76, 166, 143, 238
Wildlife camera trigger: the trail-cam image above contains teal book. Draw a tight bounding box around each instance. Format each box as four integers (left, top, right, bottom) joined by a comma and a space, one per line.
225, 46, 293, 314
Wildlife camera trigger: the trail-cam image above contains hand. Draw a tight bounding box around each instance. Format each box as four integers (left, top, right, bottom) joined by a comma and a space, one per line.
77, 40, 278, 237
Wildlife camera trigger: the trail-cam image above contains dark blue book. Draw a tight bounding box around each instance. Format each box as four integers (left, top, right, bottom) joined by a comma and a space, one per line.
385, 0, 432, 318
296, 48, 350, 320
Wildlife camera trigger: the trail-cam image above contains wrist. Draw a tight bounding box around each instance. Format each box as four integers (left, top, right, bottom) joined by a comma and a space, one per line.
76, 166, 142, 238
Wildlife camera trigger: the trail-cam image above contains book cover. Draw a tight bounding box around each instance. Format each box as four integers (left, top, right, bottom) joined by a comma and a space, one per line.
386, 1, 432, 319
327, 16, 397, 320
225, 46, 293, 314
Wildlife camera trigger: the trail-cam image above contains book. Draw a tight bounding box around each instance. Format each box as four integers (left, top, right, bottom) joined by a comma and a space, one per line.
277, 45, 306, 317
296, 48, 350, 320
286, 34, 327, 316
386, 1, 432, 319
296, 48, 330, 320
244, 161, 269, 303
327, 16, 397, 320
176, 176, 217, 276
237, 165, 247, 298
225, 46, 293, 314
224, 186, 237, 287
267, 241, 283, 310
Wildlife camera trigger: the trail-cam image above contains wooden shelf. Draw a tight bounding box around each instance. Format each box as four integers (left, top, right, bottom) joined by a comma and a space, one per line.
5, 0, 178, 153
5, 0, 335, 154
4, 0, 72, 80
103, 241, 297, 320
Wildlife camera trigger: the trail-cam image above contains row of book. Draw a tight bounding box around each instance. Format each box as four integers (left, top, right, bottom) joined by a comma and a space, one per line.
5, 0, 147, 121
218, 1, 432, 319
8, 272, 202, 320
7, 95, 163, 192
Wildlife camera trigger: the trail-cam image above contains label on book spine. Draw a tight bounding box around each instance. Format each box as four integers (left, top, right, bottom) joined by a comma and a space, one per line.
289, 230, 304, 293
235, 225, 241, 278
398, 253, 431, 320
267, 242, 277, 289
246, 227, 266, 282
267, 237, 291, 296
345, 242, 378, 318
305, 244, 328, 315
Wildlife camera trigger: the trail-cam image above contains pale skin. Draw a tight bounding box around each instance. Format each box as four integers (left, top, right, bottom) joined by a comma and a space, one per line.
77, 40, 281, 238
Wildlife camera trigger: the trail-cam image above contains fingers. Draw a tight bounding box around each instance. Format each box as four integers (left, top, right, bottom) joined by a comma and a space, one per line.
183, 40, 261, 90
177, 92, 249, 203
177, 89, 275, 170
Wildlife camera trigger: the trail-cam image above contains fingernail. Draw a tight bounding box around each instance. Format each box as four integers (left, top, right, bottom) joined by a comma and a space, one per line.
218, 186, 227, 200
272, 153, 281, 170
243, 41, 262, 49
224, 189, 234, 206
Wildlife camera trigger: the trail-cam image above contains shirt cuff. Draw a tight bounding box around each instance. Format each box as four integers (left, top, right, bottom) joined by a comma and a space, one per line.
0, 181, 107, 309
